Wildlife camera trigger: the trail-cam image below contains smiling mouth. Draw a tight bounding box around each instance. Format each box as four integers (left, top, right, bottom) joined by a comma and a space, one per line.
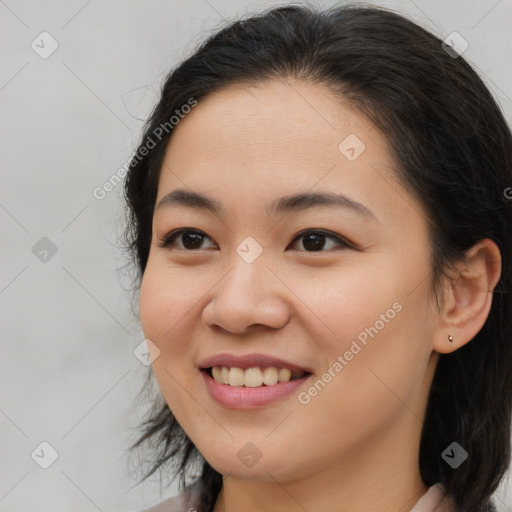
203, 366, 312, 388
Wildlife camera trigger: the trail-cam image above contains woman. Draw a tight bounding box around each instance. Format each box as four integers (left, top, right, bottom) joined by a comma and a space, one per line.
125, 4, 511, 511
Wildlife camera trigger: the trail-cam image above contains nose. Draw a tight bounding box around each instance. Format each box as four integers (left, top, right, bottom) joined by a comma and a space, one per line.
202, 255, 291, 336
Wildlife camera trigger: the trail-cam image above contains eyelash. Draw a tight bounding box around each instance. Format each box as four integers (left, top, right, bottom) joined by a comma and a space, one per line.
157, 228, 354, 253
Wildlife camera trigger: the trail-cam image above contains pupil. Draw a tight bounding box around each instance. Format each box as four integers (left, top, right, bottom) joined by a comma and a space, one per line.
303, 233, 324, 251
183, 232, 203, 249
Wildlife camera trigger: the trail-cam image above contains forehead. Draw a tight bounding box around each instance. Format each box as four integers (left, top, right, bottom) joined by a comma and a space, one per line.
156, 79, 427, 239
166, 79, 380, 161
160, 79, 391, 191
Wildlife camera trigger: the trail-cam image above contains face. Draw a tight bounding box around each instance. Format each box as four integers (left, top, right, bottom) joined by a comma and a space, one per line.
139, 79, 440, 483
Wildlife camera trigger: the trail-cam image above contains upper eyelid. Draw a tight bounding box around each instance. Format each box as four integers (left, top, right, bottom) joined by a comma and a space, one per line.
288, 229, 352, 247
158, 228, 214, 249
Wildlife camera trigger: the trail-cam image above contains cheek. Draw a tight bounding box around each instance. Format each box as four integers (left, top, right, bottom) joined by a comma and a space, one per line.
139, 267, 168, 344
296, 297, 430, 461
298, 258, 433, 397
139, 262, 195, 358
291, 262, 403, 350
139, 263, 199, 413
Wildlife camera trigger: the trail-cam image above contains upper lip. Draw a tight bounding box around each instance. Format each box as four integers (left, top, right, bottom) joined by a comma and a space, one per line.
198, 353, 313, 373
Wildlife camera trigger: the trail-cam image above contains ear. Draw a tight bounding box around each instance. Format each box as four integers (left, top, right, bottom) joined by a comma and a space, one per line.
433, 238, 502, 354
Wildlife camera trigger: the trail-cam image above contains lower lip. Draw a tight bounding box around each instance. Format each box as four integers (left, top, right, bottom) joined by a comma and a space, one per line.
201, 370, 312, 409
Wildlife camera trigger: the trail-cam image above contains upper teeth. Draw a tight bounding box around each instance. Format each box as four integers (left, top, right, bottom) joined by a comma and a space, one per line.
210, 366, 305, 387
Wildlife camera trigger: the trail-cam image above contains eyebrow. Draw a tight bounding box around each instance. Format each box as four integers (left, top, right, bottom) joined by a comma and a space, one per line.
155, 188, 379, 222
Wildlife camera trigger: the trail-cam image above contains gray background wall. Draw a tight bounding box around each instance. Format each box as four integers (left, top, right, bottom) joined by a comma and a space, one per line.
1, 1, 511, 510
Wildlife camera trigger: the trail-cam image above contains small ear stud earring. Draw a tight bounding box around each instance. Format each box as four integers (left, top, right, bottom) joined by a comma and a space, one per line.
448, 334, 454, 343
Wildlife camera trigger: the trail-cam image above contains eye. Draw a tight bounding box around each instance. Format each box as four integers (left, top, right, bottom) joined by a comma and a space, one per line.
158, 228, 352, 252
158, 228, 217, 251
288, 229, 353, 252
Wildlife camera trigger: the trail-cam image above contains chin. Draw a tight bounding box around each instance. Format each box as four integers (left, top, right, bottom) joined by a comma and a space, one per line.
195, 440, 306, 483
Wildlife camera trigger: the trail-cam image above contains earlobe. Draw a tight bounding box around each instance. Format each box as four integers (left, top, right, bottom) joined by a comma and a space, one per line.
433, 238, 501, 355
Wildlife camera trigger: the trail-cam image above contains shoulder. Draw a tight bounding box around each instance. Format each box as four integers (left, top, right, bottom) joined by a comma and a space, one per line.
137, 494, 183, 512
410, 482, 498, 512
410, 483, 456, 511
137, 481, 203, 512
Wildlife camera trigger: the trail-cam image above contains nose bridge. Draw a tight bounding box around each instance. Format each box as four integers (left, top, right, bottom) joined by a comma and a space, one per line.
219, 233, 272, 294
219, 242, 273, 306
203, 241, 290, 333
234, 246, 270, 292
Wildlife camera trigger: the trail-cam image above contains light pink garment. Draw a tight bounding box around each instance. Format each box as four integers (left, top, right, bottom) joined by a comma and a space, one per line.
140, 482, 456, 512
410, 483, 457, 512
139, 483, 201, 512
